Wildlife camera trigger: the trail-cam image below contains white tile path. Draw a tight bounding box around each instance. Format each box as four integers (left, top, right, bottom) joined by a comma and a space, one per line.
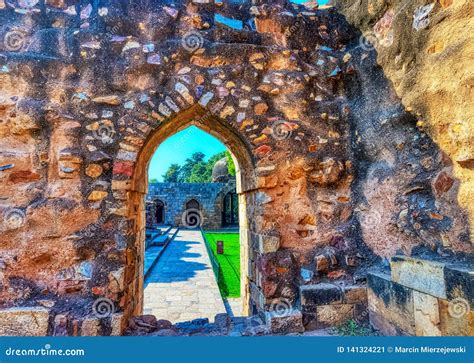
143, 229, 226, 323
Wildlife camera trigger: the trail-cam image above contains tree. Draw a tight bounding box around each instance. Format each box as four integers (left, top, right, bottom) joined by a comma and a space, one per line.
225, 151, 236, 176
149, 178, 159, 183
162, 163, 181, 183
188, 161, 209, 183
159, 150, 235, 183
180, 152, 206, 182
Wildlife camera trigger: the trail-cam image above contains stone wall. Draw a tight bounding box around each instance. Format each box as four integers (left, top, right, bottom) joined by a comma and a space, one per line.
368, 256, 473, 336
334, 0, 474, 253
0, 0, 472, 336
147, 181, 235, 229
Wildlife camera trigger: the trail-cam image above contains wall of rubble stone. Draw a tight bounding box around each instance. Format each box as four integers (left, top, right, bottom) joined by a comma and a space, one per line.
334, 0, 474, 254
146, 181, 235, 229
0, 0, 472, 336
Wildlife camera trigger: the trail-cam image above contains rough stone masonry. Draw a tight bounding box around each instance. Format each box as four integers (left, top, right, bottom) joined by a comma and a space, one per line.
0, 0, 472, 336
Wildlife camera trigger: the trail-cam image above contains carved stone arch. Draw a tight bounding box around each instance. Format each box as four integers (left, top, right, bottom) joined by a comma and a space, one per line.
125, 104, 256, 318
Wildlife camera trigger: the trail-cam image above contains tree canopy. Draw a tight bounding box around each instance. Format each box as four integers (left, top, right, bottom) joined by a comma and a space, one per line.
159, 151, 236, 183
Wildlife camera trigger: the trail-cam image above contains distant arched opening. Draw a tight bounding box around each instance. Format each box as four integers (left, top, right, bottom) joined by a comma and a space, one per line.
155, 199, 165, 224
186, 199, 200, 211
223, 190, 239, 226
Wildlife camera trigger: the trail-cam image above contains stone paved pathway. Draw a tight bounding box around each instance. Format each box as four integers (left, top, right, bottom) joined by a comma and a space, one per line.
224, 297, 243, 317
143, 227, 177, 277
143, 229, 226, 323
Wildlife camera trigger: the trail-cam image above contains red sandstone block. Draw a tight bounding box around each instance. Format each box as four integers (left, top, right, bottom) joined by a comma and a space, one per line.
8, 170, 41, 183
113, 161, 135, 177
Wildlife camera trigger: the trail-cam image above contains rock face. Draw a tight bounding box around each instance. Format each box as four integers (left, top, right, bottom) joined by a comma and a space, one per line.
0, 308, 50, 336
0, 0, 472, 336
334, 0, 474, 253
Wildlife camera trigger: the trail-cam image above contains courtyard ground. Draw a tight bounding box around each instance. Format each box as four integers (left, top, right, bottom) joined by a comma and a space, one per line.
143, 229, 226, 323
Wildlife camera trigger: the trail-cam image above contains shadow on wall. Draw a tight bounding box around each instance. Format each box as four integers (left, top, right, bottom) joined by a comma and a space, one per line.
340, 23, 472, 260
144, 239, 210, 288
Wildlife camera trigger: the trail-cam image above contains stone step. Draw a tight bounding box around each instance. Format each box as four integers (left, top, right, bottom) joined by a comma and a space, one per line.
390, 255, 473, 307
265, 308, 304, 334
368, 265, 474, 336
299, 282, 368, 330
144, 228, 179, 278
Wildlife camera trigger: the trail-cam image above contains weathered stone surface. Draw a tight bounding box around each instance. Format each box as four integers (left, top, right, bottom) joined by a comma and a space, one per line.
214, 313, 231, 330
92, 95, 121, 105
316, 304, 354, 328
343, 285, 367, 304
438, 299, 474, 336
335, 0, 474, 247
81, 318, 101, 336
265, 309, 304, 334
0, 0, 472, 337
300, 283, 343, 306
390, 256, 447, 299
0, 308, 49, 336
413, 291, 441, 336
367, 272, 415, 336
110, 313, 124, 336
85, 164, 103, 178
444, 265, 474, 309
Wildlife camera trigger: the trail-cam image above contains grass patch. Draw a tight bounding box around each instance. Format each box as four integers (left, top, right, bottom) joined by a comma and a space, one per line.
331, 319, 375, 336
204, 232, 240, 298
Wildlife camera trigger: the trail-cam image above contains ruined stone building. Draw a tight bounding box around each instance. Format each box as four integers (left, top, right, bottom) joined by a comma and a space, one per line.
0, 0, 472, 336
145, 157, 238, 229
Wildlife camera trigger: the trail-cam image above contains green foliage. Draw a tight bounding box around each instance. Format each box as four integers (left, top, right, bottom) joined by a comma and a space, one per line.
180, 152, 206, 182
149, 178, 159, 183
187, 161, 208, 183
333, 320, 374, 336
160, 151, 231, 183
225, 151, 236, 176
204, 232, 240, 298
162, 163, 181, 183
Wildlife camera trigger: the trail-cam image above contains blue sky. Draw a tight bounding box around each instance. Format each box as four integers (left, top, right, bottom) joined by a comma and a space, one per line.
148, 126, 227, 182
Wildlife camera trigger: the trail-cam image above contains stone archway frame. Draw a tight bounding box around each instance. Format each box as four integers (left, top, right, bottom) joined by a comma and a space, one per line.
128, 104, 256, 319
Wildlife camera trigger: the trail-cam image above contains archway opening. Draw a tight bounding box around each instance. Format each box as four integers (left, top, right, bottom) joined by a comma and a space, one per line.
155, 200, 165, 225
223, 191, 239, 227
128, 106, 255, 325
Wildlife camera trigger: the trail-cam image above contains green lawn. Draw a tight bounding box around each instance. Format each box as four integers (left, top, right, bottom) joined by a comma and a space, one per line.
204, 232, 240, 298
